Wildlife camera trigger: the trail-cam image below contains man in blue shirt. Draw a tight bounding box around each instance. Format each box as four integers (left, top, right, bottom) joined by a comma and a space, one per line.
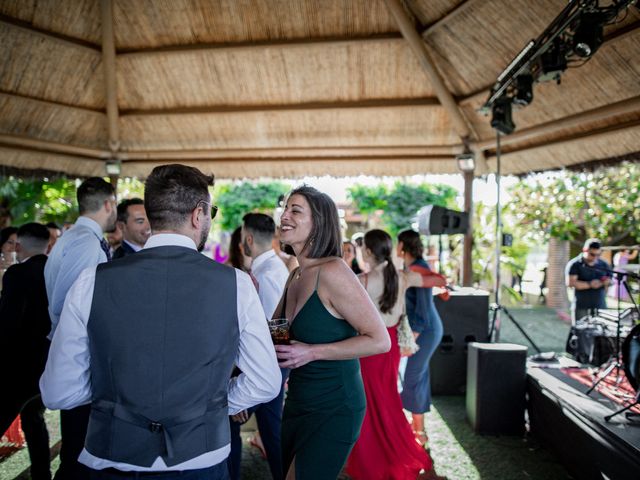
44, 177, 117, 480
566, 238, 612, 324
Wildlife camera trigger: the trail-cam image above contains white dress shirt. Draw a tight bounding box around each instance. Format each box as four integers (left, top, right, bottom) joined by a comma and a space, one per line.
251, 249, 290, 319
40, 233, 281, 472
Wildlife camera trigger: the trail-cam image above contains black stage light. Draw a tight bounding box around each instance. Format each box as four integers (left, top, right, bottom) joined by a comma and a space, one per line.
538, 39, 568, 83
491, 96, 515, 135
573, 13, 605, 58
513, 74, 534, 106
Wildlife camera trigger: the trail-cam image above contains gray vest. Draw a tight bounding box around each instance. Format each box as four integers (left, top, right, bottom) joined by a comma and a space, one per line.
85, 246, 239, 467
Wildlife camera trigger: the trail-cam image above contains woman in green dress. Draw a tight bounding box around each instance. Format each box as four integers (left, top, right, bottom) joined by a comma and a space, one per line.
275, 186, 391, 480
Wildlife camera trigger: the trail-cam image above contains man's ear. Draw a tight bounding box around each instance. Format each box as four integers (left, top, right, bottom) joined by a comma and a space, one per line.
191, 206, 202, 229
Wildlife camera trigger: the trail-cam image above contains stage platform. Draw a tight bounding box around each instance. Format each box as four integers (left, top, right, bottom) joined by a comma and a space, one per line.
527, 357, 640, 480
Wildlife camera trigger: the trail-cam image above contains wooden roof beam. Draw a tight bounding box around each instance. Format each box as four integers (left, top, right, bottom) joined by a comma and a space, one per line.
117, 33, 404, 56
473, 95, 640, 151
421, 0, 476, 37
120, 145, 462, 161
384, 0, 471, 140
0, 14, 100, 51
100, 0, 120, 155
122, 155, 454, 164
119, 97, 441, 116
383, 0, 487, 171
0, 90, 106, 115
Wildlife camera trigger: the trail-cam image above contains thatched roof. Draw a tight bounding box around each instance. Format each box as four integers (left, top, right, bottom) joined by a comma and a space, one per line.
0, 0, 638, 179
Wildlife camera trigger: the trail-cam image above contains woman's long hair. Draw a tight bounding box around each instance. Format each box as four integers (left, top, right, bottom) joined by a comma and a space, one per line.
227, 226, 246, 271
364, 229, 398, 314
286, 185, 342, 259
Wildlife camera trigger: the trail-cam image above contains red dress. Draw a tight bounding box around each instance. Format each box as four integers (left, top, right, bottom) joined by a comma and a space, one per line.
346, 326, 433, 479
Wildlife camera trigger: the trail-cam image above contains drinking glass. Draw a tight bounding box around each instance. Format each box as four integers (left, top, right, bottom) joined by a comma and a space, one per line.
268, 318, 290, 345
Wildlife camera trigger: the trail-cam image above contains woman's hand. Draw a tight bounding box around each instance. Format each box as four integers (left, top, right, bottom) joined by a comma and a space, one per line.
275, 341, 316, 369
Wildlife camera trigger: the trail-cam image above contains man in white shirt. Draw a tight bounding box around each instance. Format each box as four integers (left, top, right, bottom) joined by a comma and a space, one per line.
228, 213, 289, 480
41, 164, 281, 480
44, 176, 117, 480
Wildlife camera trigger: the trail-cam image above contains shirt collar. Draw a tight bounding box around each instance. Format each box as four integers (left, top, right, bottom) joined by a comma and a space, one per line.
75, 216, 103, 239
251, 249, 277, 272
143, 233, 197, 251
123, 239, 143, 252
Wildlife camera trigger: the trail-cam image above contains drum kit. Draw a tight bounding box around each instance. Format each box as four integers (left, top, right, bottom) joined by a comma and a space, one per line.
569, 262, 640, 422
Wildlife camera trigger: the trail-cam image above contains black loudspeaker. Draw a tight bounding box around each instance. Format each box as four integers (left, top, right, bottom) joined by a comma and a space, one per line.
466, 342, 528, 435
431, 289, 490, 395
417, 205, 469, 235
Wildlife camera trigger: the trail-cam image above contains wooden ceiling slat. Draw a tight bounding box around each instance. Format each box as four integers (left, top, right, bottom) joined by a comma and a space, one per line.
113, 0, 399, 50
117, 39, 436, 110
0, 22, 105, 109
0, 134, 109, 159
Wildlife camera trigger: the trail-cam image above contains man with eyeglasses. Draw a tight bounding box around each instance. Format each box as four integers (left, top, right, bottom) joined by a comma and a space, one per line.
41, 164, 280, 480
566, 238, 612, 324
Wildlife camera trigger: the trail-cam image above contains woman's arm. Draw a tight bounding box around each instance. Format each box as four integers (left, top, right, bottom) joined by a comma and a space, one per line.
275, 260, 390, 368
406, 265, 447, 288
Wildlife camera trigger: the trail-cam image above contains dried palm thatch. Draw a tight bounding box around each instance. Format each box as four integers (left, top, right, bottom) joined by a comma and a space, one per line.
0, 0, 638, 179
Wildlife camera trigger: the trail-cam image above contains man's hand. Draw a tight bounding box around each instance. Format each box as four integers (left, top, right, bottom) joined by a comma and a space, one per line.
231, 410, 249, 424
590, 279, 603, 289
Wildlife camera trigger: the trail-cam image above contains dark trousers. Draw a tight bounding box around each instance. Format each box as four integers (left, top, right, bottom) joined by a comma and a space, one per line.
227, 368, 288, 480
54, 404, 92, 480
89, 462, 229, 480
0, 394, 51, 480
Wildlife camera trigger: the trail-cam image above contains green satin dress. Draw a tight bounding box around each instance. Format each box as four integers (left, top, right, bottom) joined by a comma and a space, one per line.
281, 269, 366, 479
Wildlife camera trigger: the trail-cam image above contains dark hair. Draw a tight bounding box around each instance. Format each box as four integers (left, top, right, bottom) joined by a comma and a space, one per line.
77, 177, 115, 215
287, 185, 342, 258
365, 229, 399, 314
0, 226, 18, 250
243, 213, 276, 245
45, 221, 61, 230
583, 238, 602, 250
17, 222, 50, 252
397, 229, 424, 259
144, 164, 214, 230
117, 198, 144, 223
228, 226, 245, 270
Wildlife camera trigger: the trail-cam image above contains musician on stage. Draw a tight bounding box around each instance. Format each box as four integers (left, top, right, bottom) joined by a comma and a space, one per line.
566, 238, 612, 324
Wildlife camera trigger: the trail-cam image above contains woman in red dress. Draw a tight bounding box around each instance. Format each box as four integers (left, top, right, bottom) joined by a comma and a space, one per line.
346, 229, 446, 480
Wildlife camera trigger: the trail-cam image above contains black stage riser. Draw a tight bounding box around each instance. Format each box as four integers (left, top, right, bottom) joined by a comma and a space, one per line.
528, 368, 640, 480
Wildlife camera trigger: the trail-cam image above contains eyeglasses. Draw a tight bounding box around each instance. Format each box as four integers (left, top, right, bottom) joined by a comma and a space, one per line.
197, 201, 218, 219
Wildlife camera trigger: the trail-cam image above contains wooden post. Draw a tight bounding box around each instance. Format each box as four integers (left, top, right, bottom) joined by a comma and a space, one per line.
462, 170, 474, 286
100, 0, 120, 154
